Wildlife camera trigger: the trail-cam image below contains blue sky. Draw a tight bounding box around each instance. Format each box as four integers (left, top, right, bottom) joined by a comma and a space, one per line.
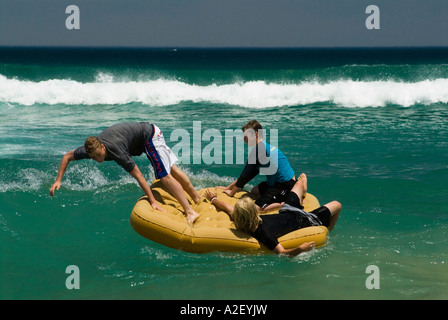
1, 0, 447, 47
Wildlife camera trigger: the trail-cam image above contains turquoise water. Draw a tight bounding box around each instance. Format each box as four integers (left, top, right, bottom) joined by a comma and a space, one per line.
1, 48, 448, 299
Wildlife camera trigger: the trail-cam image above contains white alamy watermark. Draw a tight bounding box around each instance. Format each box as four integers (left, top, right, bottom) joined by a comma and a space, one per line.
65, 5, 380, 32
365, 265, 380, 289
65, 265, 80, 290
169, 121, 278, 175
65, 5, 80, 30
365, 5, 380, 30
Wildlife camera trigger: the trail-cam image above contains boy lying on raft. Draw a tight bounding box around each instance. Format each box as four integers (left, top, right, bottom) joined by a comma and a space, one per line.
205, 174, 341, 257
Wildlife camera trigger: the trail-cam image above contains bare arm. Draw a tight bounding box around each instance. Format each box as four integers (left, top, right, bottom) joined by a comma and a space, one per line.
223, 184, 241, 197
50, 150, 75, 196
205, 189, 235, 218
129, 164, 165, 212
216, 180, 241, 197
273, 241, 315, 257
216, 180, 236, 190
257, 202, 284, 213
213, 198, 235, 218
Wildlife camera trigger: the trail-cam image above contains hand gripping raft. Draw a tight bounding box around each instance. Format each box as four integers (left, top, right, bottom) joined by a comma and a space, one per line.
130, 180, 328, 254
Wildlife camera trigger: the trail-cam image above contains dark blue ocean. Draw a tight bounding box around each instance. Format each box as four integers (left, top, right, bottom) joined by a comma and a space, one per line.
1, 48, 447, 299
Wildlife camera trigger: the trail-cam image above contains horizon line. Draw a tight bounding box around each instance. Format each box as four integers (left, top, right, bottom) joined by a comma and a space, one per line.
1, 45, 448, 50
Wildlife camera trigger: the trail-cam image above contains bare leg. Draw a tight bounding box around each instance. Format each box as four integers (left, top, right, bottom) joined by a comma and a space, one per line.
297, 173, 307, 201
290, 173, 307, 205
292, 173, 341, 231
257, 174, 307, 212
322, 201, 341, 232
170, 165, 201, 204
160, 174, 199, 225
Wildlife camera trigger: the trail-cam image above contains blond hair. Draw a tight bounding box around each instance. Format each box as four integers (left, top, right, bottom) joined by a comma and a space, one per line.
232, 197, 261, 233
84, 136, 102, 156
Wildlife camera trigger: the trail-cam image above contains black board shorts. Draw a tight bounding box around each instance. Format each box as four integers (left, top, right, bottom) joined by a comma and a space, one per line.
255, 179, 296, 210
284, 192, 331, 228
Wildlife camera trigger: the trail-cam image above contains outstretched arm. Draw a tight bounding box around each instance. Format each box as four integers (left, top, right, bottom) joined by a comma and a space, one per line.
223, 184, 241, 197
205, 189, 235, 219
129, 164, 165, 212
50, 150, 76, 196
217, 180, 241, 197
216, 179, 236, 191
273, 241, 315, 257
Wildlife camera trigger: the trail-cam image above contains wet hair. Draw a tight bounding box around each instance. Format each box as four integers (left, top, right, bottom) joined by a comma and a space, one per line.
232, 197, 262, 233
84, 136, 102, 156
242, 120, 263, 139
242, 120, 262, 133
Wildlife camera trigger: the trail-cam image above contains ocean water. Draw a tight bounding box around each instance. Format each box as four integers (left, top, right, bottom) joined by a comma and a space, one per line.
1, 47, 448, 300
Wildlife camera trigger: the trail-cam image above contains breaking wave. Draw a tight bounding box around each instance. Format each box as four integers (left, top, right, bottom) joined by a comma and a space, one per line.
1, 73, 448, 108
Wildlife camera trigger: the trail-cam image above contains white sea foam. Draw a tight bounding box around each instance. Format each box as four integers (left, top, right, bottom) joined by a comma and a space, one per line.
0, 161, 230, 195
1, 74, 448, 108
0, 168, 50, 193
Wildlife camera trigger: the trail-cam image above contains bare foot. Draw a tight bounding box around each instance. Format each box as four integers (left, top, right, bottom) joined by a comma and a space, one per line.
298, 173, 307, 200
186, 211, 200, 226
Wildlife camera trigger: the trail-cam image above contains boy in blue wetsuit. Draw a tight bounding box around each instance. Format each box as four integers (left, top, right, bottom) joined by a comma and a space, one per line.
220, 120, 296, 212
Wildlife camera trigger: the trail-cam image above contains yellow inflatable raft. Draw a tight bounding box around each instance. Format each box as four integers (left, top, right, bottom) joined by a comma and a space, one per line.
130, 180, 328, 254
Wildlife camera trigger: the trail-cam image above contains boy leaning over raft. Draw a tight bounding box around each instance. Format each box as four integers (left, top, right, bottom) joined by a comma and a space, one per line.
49, 122, 201, 225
